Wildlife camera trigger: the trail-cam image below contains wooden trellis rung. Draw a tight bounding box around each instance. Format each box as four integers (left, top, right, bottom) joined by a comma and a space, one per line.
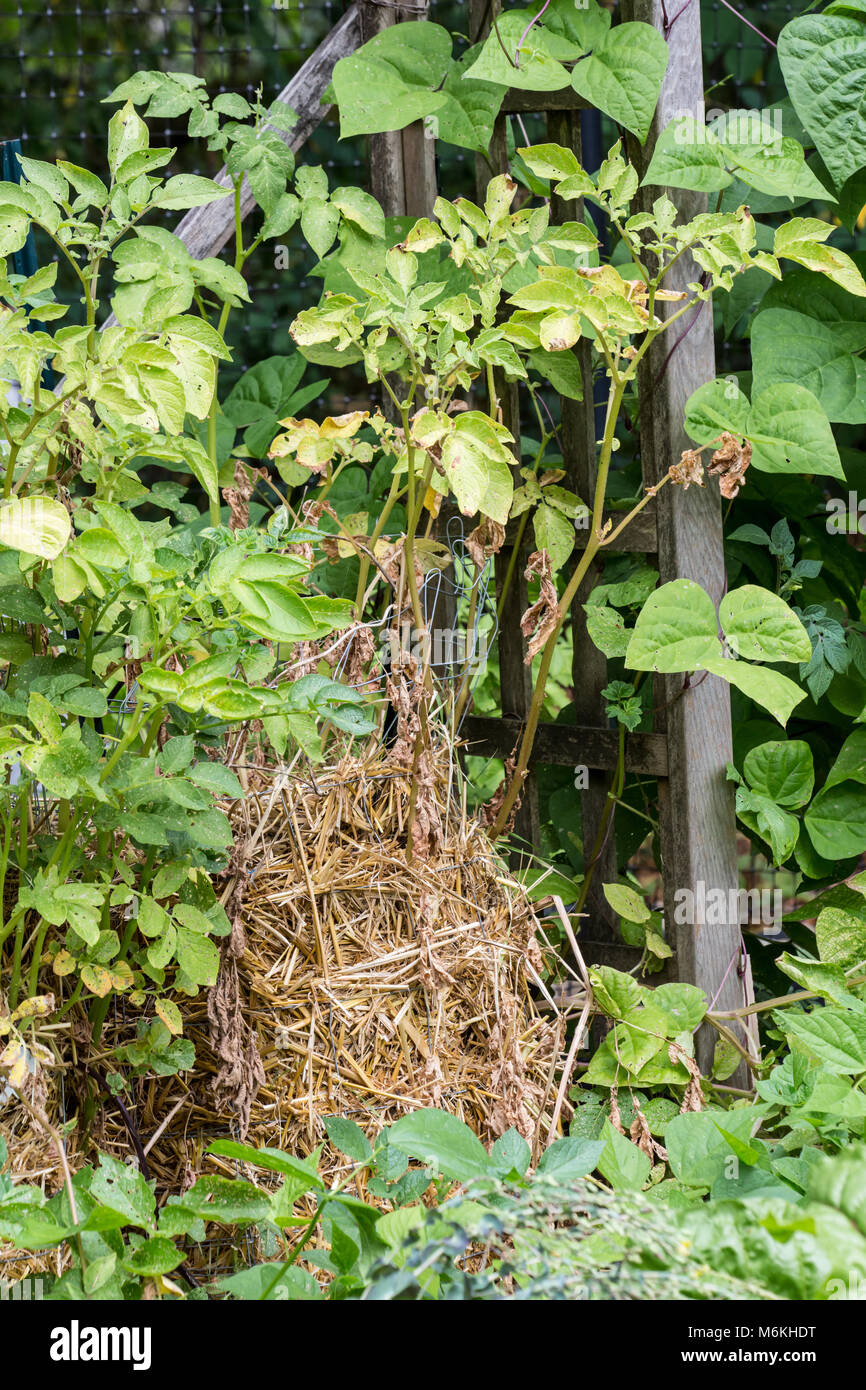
460, 717, 669, 778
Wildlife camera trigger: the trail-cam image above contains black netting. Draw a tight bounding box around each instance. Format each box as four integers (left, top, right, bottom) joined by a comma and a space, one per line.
0, 1, 792, 383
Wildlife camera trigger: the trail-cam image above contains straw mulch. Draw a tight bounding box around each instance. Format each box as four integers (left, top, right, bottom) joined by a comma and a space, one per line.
174, 749, 566, 1173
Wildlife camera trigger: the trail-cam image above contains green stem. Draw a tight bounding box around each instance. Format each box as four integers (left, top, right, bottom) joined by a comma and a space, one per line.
354, 468, 403, 614
400, 394, 425, 642
574, 719, 625, 916
489, 373, 627, 839
207, 393, 221, 527
496, 434, 551, 620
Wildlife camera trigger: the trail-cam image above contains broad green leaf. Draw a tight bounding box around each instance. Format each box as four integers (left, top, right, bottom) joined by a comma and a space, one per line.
806, 783, 866, 860
779, 12, 866, 189
718, 134, 833, 204
323, 1116, 373, 1164
107, 101, 149, 176
231, 578, 320, 642
703, 655, 806, 727
158, 735, 195, 775
685, 378, 844, 479
571, 22, 668, 144
0, 205, 30, 258
76, 527, 128, 570
332, 21, 451, 138
584, 601, 629, 658
56, 161, 109, 208
776, 1005, 866, 1074
490, 1128, 531, 1177
464, 12, 572, 91
300, 198, 340, 260
28, 690, 61, 743
736, 787, 800, 865
0, 498, 71, 560
644, 117, 732, 192
775, 952, 865, 1008
653, 982, 707, 1032
665, 1108, 759, 1188
683, 377, 751, 444
744, 740, 814, 807
151, 174, 231, 210
774, 218, 866, 299
518, 142, 581, 182
438, 413, 514, 524
121, 1236, 184, 1276
808, 1146, 866, 1238
435, 48, 505, 155
625, 578, 719, 672
528, 346, 584, 400
207, 1139, 324, 1187
136, 365, 186, 434
388, 1109, 491, 1183
193, 256, 250, 304
188, 761, 243, 798
90, 1153, 156, 1230
720, 586, 811, 663
213, 1263, 321, 1300
536, 1136, 604, 1180
825, 730, 866, 791
816, 906, 866, 969
751, 308, 866, 425
596, 1118, 651, 1190
534, 0, 612, 54
175, 926, 220, 987
330, 186, 386, 240
748, 382, 845, 478
603, 881, 650, 924
179, 1175, 272, 1225
533, 501, 574, 572
588, 965, 643, 1020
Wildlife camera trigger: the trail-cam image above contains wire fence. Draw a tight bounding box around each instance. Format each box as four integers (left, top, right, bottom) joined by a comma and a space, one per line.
0, 0, 795, 387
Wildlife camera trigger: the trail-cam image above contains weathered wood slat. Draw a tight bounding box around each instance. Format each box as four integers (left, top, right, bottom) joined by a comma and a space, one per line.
623, 0, 752, 1077
575, 510, 657, 553
358, 1, 439, 218
502, 509, 657, 554
502, 89, 590, 114
461, 715, 669, 777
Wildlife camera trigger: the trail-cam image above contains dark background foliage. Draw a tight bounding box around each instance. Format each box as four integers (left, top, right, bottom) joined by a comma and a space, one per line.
0, 0, 796, 387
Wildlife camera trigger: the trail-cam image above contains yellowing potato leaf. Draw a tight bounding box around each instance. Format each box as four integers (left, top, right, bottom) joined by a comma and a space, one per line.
0, 497, 71, 560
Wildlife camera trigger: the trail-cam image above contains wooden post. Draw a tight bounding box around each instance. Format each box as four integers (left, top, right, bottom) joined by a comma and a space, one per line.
359, 2, 438, 218
623, 0, 753, 1075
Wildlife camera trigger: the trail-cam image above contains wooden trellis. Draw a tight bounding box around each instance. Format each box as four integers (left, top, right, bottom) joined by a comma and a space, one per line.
167, 0, 754, 1071
358, 0, 753, 1073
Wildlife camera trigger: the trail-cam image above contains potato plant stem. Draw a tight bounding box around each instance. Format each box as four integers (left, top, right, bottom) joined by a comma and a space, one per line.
573, 720, 626, 917
489, 375, 627, 840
